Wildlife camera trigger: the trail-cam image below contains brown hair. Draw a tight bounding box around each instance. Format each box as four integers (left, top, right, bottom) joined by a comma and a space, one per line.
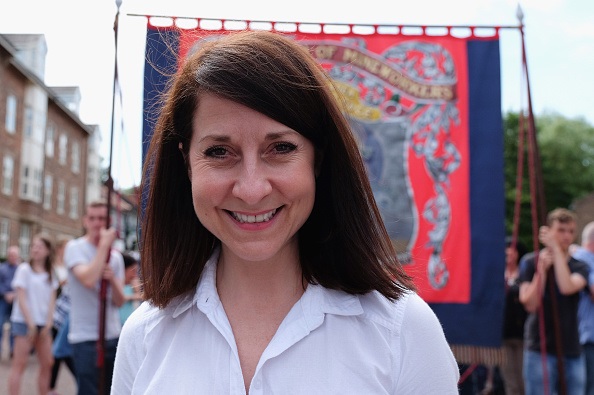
141, 30, 416, 308
85, 200, 108, 214
546, 207, 577, 226
31, 233, 54, 283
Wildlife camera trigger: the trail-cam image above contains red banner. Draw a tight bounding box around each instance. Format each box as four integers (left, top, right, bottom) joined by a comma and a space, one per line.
144, 23, 504, 325
175, 28, 472, 303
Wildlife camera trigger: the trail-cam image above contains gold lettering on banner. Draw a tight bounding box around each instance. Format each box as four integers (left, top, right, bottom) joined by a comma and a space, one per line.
308, 44, 456, 101
330, 81, 381, 121
314, 45, 339, 60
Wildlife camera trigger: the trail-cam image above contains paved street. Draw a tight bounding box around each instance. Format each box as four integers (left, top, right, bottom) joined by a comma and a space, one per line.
1, 324, 77, 394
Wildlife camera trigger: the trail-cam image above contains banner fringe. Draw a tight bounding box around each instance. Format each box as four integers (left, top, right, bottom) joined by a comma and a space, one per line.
129, 13, 519, 38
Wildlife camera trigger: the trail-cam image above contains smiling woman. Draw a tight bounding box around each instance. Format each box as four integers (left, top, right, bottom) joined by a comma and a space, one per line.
112, 30, 459, 394
188, 93, 317, 264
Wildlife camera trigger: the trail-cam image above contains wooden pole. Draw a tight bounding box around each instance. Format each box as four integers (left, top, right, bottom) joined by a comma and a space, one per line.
97, 1, 121, 394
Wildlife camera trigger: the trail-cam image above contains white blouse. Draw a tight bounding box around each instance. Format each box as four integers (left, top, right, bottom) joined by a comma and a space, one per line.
11, 263, 58, 326
112, 254, 459, 394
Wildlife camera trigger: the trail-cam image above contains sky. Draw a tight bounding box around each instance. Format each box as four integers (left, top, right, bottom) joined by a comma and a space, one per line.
1, 0, 593, 189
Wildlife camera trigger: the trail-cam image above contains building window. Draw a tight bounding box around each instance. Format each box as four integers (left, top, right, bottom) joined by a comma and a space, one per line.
43, 174, 53, 210
5, 94, 17, 134
59, 134, 68, 165
34, 168, 42, 201
0, 218, 9, 257
69, 186, 79, 219
19, 165, 42, 203
72, 141, 80, 173
57, 180, 65, 214
45, 123, 55, 157
18, 223, 31, 261
21, 166, 28, 196
24, 106, 33, 138
2, 155, 14, 195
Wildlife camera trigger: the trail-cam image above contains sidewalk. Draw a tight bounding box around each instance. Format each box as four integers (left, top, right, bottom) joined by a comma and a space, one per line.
1, 324, 77, 394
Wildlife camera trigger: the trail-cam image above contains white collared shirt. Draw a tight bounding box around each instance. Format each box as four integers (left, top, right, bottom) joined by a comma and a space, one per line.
112, 253, 459, 394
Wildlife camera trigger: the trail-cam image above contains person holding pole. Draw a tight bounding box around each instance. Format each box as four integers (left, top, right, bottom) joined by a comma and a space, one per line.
64, 201, 125, 395
519, 208, 588, 395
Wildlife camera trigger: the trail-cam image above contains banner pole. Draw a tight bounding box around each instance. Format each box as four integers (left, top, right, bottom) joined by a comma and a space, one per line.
98, 1, 121, 394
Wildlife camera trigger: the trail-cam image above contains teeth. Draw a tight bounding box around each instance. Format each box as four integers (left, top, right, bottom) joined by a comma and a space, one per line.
232, 209, 277, 223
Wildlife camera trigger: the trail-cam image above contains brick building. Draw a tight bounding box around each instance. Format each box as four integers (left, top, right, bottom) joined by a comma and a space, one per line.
0, 33, 103, 260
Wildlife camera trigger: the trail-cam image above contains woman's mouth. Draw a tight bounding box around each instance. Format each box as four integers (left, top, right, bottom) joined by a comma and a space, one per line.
228, 208, 279, 224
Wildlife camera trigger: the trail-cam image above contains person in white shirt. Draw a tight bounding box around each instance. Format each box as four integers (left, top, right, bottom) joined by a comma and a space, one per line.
112, 30, 459, 394
8, 234, 58, 395
65, 201, 125, 395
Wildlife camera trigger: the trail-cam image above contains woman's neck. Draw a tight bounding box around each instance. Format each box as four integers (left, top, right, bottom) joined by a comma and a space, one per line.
30, 260, 45, 272
216, 250, 304, 305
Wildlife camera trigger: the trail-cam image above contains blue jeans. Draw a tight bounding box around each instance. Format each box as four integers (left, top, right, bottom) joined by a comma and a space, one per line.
10, 321, 45, 336
71, 339, 118, 395
584, 343, 594, 395
0, 298, 13, 355
523, 349, 586, 395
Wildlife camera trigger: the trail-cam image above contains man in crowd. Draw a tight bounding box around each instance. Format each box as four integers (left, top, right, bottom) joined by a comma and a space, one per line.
0, 245, 21, 359
573, 221, 594, 395
64, 201, 125, 395
519, 208, 588, 394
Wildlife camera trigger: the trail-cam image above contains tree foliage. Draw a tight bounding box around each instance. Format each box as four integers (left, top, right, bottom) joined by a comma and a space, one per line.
504, 111, 594, 249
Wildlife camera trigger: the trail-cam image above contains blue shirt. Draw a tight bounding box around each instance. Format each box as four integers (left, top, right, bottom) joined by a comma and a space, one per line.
0, 261, 18, 296
573, 247, 594, 345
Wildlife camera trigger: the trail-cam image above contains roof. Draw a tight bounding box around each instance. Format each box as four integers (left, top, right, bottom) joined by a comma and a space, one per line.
0, 33, 94, 136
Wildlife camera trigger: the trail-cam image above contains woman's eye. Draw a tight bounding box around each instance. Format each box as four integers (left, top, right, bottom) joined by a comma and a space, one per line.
273, 142, 297, 153
204, 146, 228, 157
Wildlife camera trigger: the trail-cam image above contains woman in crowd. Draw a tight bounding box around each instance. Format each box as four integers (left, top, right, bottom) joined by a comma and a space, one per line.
8, 234, 59, 395
500, 236, 528, 395
112, 30, 459, 394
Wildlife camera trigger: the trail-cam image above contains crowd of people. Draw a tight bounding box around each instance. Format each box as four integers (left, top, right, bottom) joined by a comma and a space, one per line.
0, 201, 141, 395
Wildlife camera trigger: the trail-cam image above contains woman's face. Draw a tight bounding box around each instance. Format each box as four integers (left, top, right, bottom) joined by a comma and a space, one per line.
187, 93, 316, 263
30, 238, 50, 262
505, 246, 518, 266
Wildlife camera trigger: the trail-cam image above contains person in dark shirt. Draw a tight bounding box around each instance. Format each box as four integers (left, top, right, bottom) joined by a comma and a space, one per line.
519, 208, 588, 395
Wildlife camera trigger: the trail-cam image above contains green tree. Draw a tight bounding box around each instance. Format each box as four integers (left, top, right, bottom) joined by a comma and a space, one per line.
503, 111, 594, 249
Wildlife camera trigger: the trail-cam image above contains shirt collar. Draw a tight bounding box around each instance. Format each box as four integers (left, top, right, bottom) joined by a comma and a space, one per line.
172, 248, 220, 318
172, 249, 364, 319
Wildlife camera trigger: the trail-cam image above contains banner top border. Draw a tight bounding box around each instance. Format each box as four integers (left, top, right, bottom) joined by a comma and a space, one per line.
130, 14, 519, 38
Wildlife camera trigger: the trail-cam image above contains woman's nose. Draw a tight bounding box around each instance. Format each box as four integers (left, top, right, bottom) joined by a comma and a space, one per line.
232, 159, 273, 205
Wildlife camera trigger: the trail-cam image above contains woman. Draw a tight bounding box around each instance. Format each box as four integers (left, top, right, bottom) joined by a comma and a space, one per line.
112, 30, 459, 394
499, 237, 528, 395
8, 234, 58, 395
